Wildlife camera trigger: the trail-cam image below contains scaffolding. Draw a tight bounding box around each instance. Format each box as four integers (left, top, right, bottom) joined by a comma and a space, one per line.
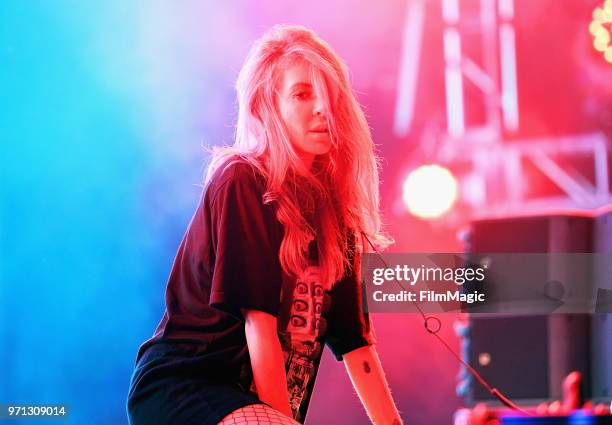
395, 0, 612, 218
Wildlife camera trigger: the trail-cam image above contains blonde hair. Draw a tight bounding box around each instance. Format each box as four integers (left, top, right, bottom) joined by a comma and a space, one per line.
206, 24, 392, 286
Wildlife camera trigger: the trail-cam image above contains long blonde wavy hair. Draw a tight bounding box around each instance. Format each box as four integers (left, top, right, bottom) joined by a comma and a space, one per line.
206, 24, 392, 287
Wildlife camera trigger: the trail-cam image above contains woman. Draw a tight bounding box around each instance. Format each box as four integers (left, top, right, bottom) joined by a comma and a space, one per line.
127, 25, 403, 425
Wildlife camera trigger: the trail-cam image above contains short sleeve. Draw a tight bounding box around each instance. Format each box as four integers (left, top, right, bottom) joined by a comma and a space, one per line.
324, 249, 376, 361
208, 165, 284, 320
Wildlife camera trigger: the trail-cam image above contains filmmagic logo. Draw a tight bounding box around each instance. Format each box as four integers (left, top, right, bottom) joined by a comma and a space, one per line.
371, 289, 484, 304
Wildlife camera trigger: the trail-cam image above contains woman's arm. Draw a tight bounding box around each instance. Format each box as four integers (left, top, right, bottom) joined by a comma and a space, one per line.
241, 308, 293, 418
343, 345, 403, 425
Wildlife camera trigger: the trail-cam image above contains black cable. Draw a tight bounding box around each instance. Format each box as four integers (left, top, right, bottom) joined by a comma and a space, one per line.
361, 232, 533, 416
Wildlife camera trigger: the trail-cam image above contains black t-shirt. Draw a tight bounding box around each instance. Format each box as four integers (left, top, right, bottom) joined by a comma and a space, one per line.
134, 159, 375, 423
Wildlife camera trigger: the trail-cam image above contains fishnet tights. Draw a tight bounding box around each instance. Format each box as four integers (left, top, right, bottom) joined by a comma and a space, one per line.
218, 404, 300, 425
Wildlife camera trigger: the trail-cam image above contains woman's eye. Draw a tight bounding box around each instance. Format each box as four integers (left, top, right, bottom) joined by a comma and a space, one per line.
293, 91, 310, 100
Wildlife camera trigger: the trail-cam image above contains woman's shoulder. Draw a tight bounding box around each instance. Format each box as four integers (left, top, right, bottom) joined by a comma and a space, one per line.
206, 156, 266, 202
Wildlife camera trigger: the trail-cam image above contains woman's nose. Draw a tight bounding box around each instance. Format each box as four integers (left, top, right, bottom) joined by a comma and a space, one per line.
313, 96, 326, 116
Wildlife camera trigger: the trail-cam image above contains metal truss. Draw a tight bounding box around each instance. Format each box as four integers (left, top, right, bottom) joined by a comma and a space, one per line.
395, 0, 612, 218
438, 132, 612, 217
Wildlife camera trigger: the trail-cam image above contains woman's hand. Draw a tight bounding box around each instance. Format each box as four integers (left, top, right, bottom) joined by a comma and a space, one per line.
241, 309, 293, 418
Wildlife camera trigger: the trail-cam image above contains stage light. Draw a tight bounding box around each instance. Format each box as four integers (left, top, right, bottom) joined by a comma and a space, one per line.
594, 7, 604, 22
605, 0, 612, 19
402, 165, 458, 219
590, 2, 612, 62
594, 37, 608, 52
590, 21, 602, 36
596, 28, 610, 44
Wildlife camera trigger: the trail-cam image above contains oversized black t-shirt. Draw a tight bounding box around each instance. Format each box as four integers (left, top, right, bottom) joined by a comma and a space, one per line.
134, 160, 375, 423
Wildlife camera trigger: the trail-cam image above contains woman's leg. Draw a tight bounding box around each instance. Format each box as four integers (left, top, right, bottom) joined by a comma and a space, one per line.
218, 404, 300, 425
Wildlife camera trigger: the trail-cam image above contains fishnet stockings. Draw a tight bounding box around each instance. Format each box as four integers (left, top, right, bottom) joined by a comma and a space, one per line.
218, 404, 300, 425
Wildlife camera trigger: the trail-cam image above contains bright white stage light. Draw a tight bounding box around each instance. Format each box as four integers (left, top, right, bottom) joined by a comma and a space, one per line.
402, 164, 458, 219
590, 2, 612, 62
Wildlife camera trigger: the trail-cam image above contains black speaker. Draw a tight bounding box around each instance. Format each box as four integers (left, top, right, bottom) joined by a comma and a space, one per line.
592, 210, 612, 400
459, 209, 612, 405
464, 314, 550, 402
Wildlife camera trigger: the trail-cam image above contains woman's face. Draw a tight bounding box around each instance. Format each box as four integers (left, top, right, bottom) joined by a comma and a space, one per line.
277, 60, 333, 167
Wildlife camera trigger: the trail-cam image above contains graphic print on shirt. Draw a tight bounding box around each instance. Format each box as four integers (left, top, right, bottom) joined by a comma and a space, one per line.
279, 266, 330, 422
